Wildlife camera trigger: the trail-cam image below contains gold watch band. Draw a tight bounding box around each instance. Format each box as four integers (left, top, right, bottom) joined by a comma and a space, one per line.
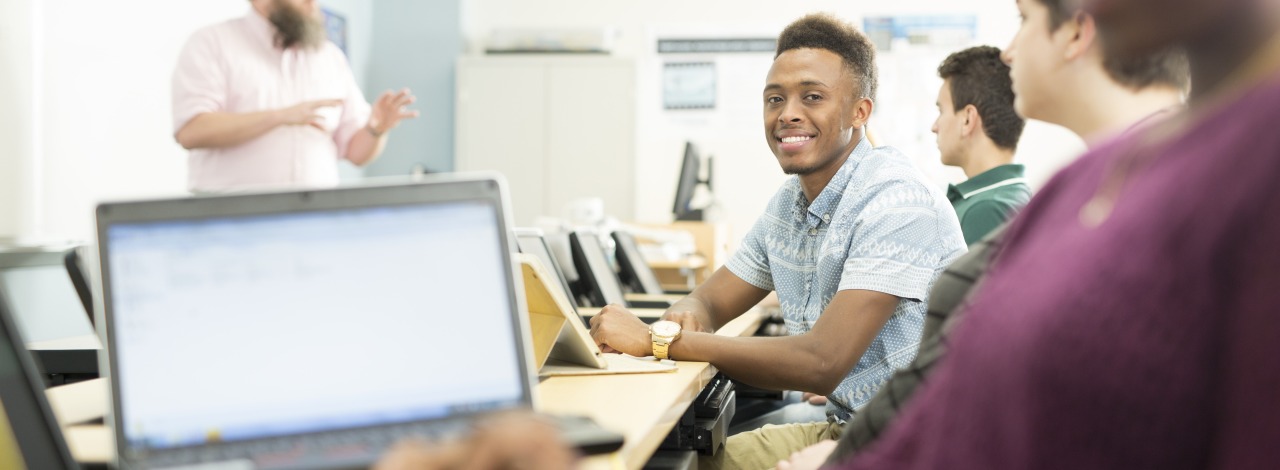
653, 340, 671, 360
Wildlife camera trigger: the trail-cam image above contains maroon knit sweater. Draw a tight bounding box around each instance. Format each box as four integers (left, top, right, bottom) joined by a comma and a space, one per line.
840, 75, 1280, 469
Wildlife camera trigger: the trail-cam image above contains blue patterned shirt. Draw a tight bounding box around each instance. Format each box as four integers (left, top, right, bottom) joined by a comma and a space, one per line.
725, 138, 966, 420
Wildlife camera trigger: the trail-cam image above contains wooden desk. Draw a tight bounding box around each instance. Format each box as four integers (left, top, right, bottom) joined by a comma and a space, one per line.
48, 310, 765, 469
536, 309, 763, 470
45, 378, 111, 464
648, 256, 707, 292
634, 221, 731, 290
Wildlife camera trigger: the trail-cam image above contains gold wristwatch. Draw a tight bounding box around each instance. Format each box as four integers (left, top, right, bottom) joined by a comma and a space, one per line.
650, 320, 683, 360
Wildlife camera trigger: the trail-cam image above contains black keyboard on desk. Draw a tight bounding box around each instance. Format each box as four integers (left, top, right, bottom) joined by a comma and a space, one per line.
579, 314, 661, 325
627, 299, 673, 309
660, 373, 736, 455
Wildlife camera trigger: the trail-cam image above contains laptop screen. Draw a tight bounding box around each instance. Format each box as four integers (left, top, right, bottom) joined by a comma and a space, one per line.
570, 231, 628, 307
103, 200, 524, 450
0, 252, 96, 344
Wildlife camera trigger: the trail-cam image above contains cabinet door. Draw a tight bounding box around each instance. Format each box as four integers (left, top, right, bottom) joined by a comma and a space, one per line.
545, 62, 636, 223
456, 60, 547, 226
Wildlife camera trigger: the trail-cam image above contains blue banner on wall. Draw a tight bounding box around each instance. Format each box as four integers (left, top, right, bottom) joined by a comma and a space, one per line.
863, 15, 976, 51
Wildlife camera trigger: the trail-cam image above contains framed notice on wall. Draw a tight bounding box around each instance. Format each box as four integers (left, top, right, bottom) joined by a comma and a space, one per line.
663, 62, 716, 110
323, 8, 348, 56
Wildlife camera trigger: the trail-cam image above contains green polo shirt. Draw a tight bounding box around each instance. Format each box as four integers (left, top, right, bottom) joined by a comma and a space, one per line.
946, 164, 1031, 245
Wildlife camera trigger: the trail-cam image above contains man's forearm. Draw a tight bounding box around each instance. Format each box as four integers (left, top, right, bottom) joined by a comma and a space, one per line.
175, 111, 285, 150
664, 295, 722, 331
662, 269, 768, 331
668, 290, 898, 396
670, 333, 849, 395
345, 127, 387, 166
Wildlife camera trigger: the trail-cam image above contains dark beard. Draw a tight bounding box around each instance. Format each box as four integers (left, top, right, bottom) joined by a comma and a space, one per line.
269, 0, 325, 50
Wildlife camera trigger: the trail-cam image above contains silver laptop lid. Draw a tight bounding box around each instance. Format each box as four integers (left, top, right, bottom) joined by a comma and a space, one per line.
95, 175, 534, 466
513, 228, 578, 315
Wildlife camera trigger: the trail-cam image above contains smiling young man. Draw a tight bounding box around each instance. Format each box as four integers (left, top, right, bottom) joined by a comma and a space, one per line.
589, 13, 965, 469
774, 1, 1190, 468
933, 46, 1030, 245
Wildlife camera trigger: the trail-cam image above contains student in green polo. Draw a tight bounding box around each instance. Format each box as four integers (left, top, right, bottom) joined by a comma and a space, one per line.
930, 46, 1030, 245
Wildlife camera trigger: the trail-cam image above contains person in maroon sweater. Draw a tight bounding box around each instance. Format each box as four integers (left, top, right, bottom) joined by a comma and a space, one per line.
833, 0, 1280, 468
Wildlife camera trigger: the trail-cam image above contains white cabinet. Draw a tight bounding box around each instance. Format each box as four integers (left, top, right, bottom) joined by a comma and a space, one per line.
455, 56, 636, 226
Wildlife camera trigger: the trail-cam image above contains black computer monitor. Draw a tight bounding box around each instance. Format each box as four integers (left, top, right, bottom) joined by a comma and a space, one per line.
673, 142, 711, 221
570, 231, 672, 312
0, 286, 81, 469
568, 230, 628, 307
611, 231, 666, 295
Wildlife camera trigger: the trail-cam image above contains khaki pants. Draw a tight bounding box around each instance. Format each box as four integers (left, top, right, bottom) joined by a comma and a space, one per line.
700, 421, 843, 470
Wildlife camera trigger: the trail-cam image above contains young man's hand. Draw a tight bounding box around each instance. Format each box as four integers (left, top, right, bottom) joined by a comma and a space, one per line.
589, 304, 653, 356
663, 310, 709, 333
278, 98, 343, 130
367, 88, 419, 135
374, 412, 578, 470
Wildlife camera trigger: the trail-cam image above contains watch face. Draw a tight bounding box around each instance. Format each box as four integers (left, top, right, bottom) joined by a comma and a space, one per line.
652, 320, 681, 337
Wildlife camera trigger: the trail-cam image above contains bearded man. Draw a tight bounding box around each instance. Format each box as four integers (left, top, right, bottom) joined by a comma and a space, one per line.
172, 0, 418, 192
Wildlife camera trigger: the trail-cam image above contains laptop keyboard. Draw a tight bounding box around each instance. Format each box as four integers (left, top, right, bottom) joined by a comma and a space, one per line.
548, 415, 625, 455
144, 419, 474, 469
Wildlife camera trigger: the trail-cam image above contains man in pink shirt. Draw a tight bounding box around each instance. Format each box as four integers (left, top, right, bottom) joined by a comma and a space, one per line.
172, 0, 418, 192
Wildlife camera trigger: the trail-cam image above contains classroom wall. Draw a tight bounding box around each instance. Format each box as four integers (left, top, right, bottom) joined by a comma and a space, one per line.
461, 0, 1086, 242
3, 1, 1082, 245
321, 0, 377, 183
363, 0, 464, 177
0, 0, 39, 244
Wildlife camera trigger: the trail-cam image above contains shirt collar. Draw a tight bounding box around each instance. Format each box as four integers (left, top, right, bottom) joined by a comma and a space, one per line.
244, 8, 279, 49
793, 137, 873, 227
947, 163, 1026, 201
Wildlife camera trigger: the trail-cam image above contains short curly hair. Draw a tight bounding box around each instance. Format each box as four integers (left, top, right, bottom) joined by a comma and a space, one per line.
938, 46, 1025, 150
776, 13, 878, 101
1033, 0, 1189, 90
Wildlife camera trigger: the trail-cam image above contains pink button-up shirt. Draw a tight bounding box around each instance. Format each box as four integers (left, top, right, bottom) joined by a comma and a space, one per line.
172, 10, 371, 192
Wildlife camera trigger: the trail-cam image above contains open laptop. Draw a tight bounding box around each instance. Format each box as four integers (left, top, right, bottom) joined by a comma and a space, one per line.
514, 229, 579, 319
0, 282, 81, 469
513, 251, 674, 377
95, 175, 621, 469
0, 248, 101, 382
